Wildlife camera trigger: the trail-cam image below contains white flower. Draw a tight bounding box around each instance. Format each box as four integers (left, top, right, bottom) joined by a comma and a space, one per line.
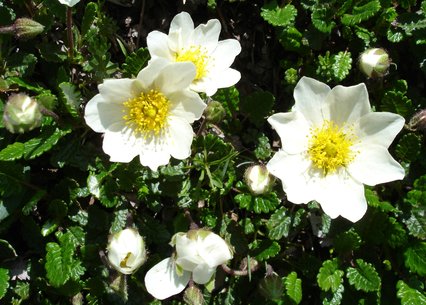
107, 228, 147, 274
58, 0, 80, 7
244, 165, 274, 195
144, 229, 233, 300
3, 93, 42, 133
267, 77, 405, 222
84, 58, 206, 171
147, 11, 241, 96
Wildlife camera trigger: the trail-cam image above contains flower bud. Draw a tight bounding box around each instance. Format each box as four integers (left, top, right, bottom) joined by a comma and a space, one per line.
407, 109, 426, 132
244, 165, 274, 195
13, 18, 44, 40
359, 48, 390, 78
58, 0, 81, 7
258, 272, 283, 301
183, 286, 204, 305
3, 93, 43, 133
204, 100, 226, 124
107, 228, 147, 275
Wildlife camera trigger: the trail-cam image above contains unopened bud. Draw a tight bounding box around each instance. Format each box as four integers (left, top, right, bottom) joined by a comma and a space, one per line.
407, 109, 426, 132
3, 93, 43, 133
359, 48, 390, 78
258, 272, 283, 301
204, 100, 226, 124
13, 18, 44, 40
107, 228, 147, 275
244, 165, 274, 195
183, 286, 204, 305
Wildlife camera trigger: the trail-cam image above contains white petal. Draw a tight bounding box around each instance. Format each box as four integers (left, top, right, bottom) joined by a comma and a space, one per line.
315, 173, 367, 222
139, 144, 171, 171
293, 77, 331, 126
266, 151, 315, 203
197, 68, 241, 96
267, 112, 310, 154
144, 258, 190, 300
192, 19, 221, 50
84, 94, 124, 133
98, 78, 135, 104
166, 117, 194, 160
175, 234, 202, 272
137, 58, 171, 88
155, 62, 197, 95
146, 31, 175, 60
354, 112, 405, 148
192, 264, 216, 285
168, 90, 206, 122
102, 125, 140, 163
169, 12, 195, 51
326, 83, 371, 126
347, 143, 405, 186
210, 39, 242, 70
198, 233, 232, 267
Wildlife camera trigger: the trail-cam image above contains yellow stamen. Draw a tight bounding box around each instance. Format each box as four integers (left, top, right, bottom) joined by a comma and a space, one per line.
123, 89, 169, 137
308, 121, 357, 175
176, 46, 209, 80
120, 252, 132, 268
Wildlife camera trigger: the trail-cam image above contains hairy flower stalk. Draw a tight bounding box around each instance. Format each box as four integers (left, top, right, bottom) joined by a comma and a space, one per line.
267, 77, 405, 222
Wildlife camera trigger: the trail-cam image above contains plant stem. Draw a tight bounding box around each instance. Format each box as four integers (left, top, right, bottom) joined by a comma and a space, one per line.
66, 7, 74, 59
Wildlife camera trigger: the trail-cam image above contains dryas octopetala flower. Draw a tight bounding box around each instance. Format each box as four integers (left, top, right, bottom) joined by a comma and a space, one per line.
84, 58, 206, 171
3, 93, 42, 133
267, 77, 405, 222
144, 229, 233, 300
58, 0, 80, 7
359, 48, 390, 78
107, 228, 147, 275
147, 11, 241, 96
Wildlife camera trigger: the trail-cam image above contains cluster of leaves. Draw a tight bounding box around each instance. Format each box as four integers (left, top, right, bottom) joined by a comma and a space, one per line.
0, 0, 425, 304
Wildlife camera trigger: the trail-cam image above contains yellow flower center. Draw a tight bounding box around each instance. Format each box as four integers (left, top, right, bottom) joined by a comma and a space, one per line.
123, 89, 169, 137
175, 46, 209, 80
307, 121, 357, 175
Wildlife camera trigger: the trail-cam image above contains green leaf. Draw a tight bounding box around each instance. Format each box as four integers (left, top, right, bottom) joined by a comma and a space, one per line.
397, 280, 426, 305
251, 240, 281, 261
254, 133, 272, 160
0, 268, 9, 299
322, 283, 344, 305
122, 48, 150, 77
317, 259, 344, 293
213, 87, 239, 117
58, 82, 82, 118
285, 271, 302, 304
240, 91, 275, 127
341, 0, 381, 26
261, 1, 297, 27
404, 207, 426, 239
396, 133, 422, 163
346, 259, 381, 292
45, 242, 70, 287
404, 242, 426, 276
0, 142, 25, 161
312, 7, 336, 34
81, 2, 98, 36
332, 51, 352, 82
365, 188, 398, 213
235, 192, 280, 214
267, 207, 291, 240
334, 229, 362, 254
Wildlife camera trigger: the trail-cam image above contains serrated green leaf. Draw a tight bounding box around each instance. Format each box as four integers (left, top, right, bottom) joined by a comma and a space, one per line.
254, 133, 272, 160
312, 7, 336, 34
261, 1, 297, 27
81, 2, 98, 36
267, 207, 291, 240
0, 142, 25, 161
285, 271, 302, 304
387, 217, 408, 248
341, 0, 381, 26
334, 229, 362, 254
396, 133, 422, 163
251, 240, 281, 261
404, 242, 426, 276
346, 259, 381, 292
322, 283, 344, 305
45, 242, 70, 287
365, 188, 398, 213
332, 51, 352, 82
317, 259, 344, 293
59, 82, 82, 118
0, 268, 9, 299
110, 209, 128, 233
213, 87, 239, 117
122, 48, 150, 78
404, 207, 426, 239
397, 280, 426, 305
235, 192, 280, 214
